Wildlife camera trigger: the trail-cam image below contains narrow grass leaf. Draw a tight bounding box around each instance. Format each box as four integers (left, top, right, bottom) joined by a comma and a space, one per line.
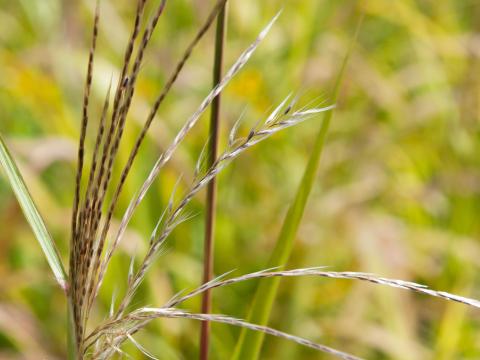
0, 134, 68, 290
232, 18, 363, 360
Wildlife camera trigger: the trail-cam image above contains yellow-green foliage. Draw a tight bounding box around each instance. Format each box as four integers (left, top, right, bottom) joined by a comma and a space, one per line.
0, 0, 479, 359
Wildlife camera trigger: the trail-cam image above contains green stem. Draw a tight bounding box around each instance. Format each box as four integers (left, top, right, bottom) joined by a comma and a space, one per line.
67, 298, 78, 360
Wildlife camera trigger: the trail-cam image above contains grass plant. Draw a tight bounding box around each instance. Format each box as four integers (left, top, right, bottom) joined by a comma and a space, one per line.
0, 1, 479, 359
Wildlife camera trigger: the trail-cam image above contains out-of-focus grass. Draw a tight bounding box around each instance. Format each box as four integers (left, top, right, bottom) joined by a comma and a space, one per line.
0, 0, 479, 359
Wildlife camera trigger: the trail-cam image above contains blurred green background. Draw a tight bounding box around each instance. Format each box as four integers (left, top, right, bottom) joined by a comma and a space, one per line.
0, 0, 480, 359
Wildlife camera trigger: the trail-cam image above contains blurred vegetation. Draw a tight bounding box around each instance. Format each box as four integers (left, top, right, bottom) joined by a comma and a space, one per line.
0, 0, 479, 359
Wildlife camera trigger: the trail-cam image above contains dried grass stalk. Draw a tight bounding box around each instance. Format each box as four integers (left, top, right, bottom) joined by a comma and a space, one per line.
166, 268, 480, 310
90, 307, 362, 360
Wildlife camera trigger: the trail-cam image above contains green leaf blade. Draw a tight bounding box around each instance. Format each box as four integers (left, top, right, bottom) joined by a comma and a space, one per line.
232, 18, 362, 360
0, 134, 68, 291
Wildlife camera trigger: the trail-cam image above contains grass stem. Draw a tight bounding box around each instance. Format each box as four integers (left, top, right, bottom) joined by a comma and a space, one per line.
199, 3, 227, 359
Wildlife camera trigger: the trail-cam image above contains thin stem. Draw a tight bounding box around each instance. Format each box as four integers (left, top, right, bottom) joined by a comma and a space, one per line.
200, 4, 227, 359
67, 299, 77, 360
